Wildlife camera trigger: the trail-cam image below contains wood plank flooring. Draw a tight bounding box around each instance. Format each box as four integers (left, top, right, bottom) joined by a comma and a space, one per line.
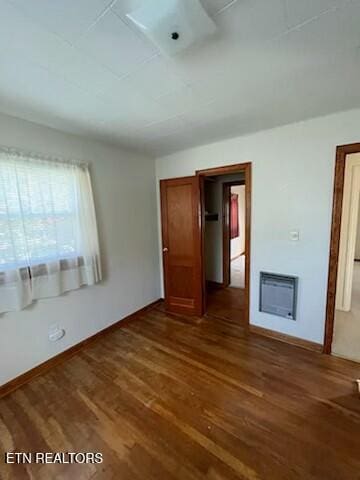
206, 285, 246, 325
1, 304, 360, 480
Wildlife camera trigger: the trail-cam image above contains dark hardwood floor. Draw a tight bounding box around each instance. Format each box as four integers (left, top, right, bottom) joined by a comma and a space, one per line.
1, 304, 360, 480
206, 284, 246, 324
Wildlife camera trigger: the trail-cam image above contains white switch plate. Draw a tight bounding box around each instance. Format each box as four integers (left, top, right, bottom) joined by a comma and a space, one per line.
290, 230, 300, 241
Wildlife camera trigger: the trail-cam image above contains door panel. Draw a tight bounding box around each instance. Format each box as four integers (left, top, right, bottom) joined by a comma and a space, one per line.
160, 176, 203, 315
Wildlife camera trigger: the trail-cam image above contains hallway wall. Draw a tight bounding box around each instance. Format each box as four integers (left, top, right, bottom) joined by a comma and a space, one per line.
230, 185, 245, 260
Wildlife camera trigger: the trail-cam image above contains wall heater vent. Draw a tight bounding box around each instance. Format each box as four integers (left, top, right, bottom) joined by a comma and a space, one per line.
259, 272, 298, 320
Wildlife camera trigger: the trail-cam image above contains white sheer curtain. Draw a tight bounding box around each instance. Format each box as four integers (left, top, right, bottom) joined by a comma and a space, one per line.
0, 147, 101, 313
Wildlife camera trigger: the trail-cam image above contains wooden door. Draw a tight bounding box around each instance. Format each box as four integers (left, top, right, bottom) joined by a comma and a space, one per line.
160, 176, 204, 315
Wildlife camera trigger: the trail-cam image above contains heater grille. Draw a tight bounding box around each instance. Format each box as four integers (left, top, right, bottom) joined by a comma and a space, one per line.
259, 272, 298, 320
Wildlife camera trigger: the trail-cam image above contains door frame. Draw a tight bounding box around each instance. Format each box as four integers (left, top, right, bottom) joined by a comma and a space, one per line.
222, 181, 246, 288
324, 143, 360, 353
196, 163, 252, 324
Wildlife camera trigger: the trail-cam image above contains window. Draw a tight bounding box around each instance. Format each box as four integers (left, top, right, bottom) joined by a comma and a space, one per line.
0, 148, 101, 313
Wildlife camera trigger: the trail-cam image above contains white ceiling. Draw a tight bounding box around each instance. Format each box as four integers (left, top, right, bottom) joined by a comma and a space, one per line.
0, 0, 360, 156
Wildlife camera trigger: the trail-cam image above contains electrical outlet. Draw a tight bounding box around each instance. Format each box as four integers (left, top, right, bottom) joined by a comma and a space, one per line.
48, 324, 65, 342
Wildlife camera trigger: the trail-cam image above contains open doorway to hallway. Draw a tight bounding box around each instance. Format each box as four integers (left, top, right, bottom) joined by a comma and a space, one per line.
325, 143, 360, 359
203, 173, 247, 324
159, 163, 251, 321
331, 152, 360, 362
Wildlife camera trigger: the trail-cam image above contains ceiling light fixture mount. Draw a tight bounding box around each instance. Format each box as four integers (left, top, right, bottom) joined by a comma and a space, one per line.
126, 0, 217, 56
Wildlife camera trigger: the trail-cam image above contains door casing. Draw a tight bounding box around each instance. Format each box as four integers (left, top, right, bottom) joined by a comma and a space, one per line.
324, 143, 360, 353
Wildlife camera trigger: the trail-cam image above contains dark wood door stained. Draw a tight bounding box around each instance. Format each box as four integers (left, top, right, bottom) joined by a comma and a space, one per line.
160, 176, 203, 315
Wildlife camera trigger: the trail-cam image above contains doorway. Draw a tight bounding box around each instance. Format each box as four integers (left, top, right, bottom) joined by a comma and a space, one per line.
160, 163, 251, 323
324, 143, 360, 357
200, 175, 247, 323
197, 163, 251, 325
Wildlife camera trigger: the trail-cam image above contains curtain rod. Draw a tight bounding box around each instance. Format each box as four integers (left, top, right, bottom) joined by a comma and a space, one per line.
0, 144, 89, 168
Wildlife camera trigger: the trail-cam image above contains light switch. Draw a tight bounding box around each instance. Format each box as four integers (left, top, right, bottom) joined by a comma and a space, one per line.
290, 230, 300, 241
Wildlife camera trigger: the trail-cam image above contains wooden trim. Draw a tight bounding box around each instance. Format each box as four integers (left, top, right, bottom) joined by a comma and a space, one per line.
0, 299, 162, 399
324, 143, 360, 354
222, 183, 231, 287
223, 181, 245, 187
199, 175, 207, 313
198, 162, 251, 326
196, 163, 251, 177
250, 325, 323, 353
244, 163, 251, 325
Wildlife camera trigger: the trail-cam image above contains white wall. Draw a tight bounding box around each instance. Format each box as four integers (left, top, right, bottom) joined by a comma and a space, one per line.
156, 108, 360, 344
204, 181, 222, 283
0, 113, 160, 386
230, 185, 245, 260
355, 197, 360, 260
